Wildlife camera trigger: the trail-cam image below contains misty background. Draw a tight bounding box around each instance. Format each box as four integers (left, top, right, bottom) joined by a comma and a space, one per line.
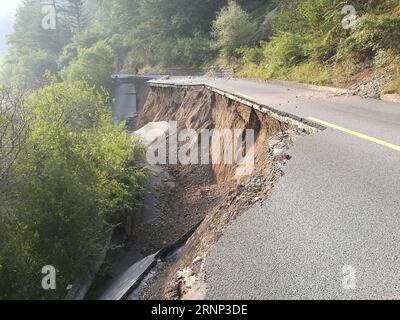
0, 0, 22, 56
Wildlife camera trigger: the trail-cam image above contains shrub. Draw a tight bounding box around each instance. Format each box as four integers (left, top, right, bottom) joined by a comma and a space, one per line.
383, 76, 400, 95
160, 36, 217, 68
338, 14, 400, 62
57, 23, 112, 70
61, 41, 115, 91
237, 46, 265, 65
374, 48, 400, 65
212, 1, 258, 58
262, 32, 308, 78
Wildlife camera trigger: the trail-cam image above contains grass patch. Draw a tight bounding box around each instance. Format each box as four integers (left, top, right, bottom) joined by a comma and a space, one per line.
237, 59, 356, 88
237, 62, 272, 79
288, 61, 333, 85
383, 76, 400, 95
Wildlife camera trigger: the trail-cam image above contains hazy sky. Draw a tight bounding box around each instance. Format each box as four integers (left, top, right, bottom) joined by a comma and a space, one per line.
0, 0, 23, 18
0, 0, 23, 55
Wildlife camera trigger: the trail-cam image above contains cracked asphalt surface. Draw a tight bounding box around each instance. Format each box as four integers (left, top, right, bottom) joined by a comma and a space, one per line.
206, 130, 400, 299
151, 77, 400, 299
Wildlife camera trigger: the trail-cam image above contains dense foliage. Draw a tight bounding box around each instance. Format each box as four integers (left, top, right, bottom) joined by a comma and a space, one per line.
238, 0, 400, 89
0, 80, 147, 299
2, 0, 400, 89
212, 1, 258, 58
0, 0, 276, 87
61, 40, 115, 89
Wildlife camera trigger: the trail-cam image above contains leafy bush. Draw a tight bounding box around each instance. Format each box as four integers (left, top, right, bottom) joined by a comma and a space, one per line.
57, 23, 112, 70
383, 76, 400, 95
160, 36, 217, 68
272, 0, 343, 34
212, 1, 258, 58
237, 46, 265, 65
237, 31, 308, 80
289, 61, 334, 85
262, 32, 308, 78
0, 80, 147, 299
374, 48, 400, 65
61, 41, 115, 91
338, 14, 400, 62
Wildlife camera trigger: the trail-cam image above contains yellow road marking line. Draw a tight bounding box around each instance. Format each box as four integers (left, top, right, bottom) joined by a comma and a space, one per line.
308, 117, 400, 152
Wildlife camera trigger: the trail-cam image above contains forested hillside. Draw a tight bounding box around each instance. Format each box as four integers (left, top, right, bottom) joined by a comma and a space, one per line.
0, 0, 273, 90
2, 0, 400, 96
238, 0, 400, 97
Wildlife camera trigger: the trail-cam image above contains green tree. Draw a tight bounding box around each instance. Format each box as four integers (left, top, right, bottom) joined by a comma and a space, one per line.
212, 1, 258, 58
4, 48, 58, 89
0, 87, 30, 185
61, 41, 115, 90
0, 79, 146, 299
8, 0, 73, 54
64, 0, 89, 33
162, 36, 217, 68
114, 0, 224, 68
57, 22, 111, 70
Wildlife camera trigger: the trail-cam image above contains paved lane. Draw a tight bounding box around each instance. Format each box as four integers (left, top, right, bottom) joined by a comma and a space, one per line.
206, 130, 400, 299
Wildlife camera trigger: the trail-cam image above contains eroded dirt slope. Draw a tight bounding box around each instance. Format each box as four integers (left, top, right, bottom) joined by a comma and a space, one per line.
131, 86, 308, 299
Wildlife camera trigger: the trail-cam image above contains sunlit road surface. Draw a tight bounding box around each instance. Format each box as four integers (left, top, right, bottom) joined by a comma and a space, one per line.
151, 77, 400, 299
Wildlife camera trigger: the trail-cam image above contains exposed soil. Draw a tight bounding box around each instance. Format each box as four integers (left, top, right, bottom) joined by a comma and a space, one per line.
129, 86, 310, 300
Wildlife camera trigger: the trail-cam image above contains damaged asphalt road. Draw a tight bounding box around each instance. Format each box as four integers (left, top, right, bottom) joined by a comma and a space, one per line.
152, 77, 400, 299
206, 129, 400, 299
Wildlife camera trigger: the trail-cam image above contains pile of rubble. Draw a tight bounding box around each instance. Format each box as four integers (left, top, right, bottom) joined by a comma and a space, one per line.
349, 67, 394, 98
